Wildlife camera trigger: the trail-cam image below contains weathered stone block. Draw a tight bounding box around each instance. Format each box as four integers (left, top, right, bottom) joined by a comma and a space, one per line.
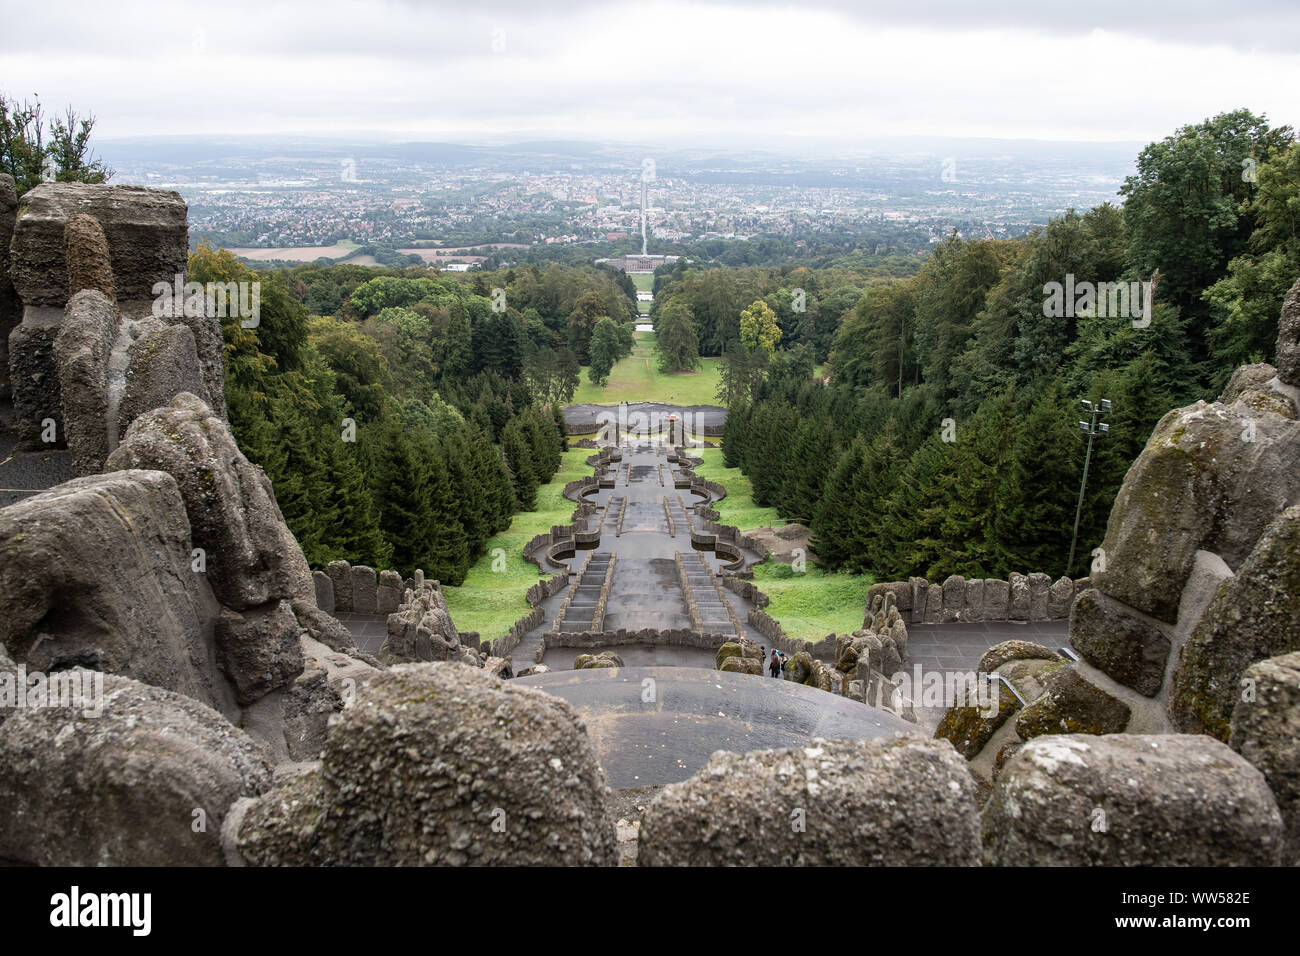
940, 574, 965, 622
105, 392, 314, 611
350, 565, 377, 614
1092, 399, 1300, 624
977, 640, 1057, 674
1008, 573, 1031, 621
924, 583, 942, 624
53, 289, 117, 475
983, 734, 1284, 866
8, 183, 188, 308
312, 570, 335, 614
0, 672, 272, 866
213, 600, 305, 706
1069, 587, 1170, 697
1046, 575, 1075, 618
983, 578, 1010, 620
117, 322, 210, 437
1230, 651, 1300, 865
639, 737, 980, 866
1014, 666, 1132, 739
233, 664, 617, 866
963, 578, 985, 620
1027, 572, 1051, 620
0, 470, 227, 712
64, 213, 115, 303
1172, 505, 1300, 737
8, 323, 62, 448
327, 560, 352, 612
376, 569, 404, 614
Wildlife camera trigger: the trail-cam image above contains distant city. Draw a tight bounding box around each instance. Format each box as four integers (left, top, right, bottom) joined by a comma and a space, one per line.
99, 136, 1137, 265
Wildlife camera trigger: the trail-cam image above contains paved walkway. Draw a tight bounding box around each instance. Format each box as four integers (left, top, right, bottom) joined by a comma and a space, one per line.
906, 620, 1071, 674
0, 403, 75, 508
335, 612, 387, 656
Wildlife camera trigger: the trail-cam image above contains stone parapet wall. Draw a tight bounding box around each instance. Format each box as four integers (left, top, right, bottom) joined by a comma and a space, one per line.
868, 573, 1090, 626
540, 627, 734, 660
318, 560, 411, 615
745, 607, 838, 659
484, 572, 571, 659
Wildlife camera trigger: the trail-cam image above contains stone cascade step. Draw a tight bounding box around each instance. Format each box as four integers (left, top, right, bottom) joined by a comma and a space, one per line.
552, 551, 617, 634
674, 551, 741, 636
600, 496, 626, 536
664, 495, 690, 537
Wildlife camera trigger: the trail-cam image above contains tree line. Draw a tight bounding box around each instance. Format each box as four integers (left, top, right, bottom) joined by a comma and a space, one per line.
201, 248, 618, 583
720, 109, 1297, 581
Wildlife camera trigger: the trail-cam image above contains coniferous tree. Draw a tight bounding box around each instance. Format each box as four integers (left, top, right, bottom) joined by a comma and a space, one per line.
848, 420, 904, 575
936, 390, 1018, 577
811, 438, 867, 570
990, 380, 1081, 576
502, 418, 539, 510
876, 434, 955, 580
371, 419, 437, 577
321, 426, 391, 569
419, 437, 471, 584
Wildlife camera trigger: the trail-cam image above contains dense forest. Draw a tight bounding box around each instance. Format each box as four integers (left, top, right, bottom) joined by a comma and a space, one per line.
709, 109, 1298, 580
205, 251, 642, 581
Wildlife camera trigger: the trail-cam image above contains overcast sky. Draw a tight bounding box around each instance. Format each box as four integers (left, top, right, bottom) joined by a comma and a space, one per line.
1, 0, 1296, 147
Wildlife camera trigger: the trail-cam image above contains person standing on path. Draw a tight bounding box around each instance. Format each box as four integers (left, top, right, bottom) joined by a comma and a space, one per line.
768, 650, 781, 679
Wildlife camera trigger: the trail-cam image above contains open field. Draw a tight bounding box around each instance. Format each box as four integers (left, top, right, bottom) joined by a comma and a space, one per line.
630, 273, 654, 292
396, 249, 487, 264
572, 330, 722, 406
441, 447, 593, 640
224, 240, 361, 262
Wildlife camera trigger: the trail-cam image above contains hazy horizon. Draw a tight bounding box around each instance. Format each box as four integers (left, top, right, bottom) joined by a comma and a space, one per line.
3, 0, 1296, 145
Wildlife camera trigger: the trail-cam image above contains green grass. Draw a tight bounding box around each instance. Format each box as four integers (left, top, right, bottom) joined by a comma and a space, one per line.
629, 273, 654, 292
441, 447, 593, 640
689, 447, 784, 529
571, 330, 723, 406
747, 562, 873, 642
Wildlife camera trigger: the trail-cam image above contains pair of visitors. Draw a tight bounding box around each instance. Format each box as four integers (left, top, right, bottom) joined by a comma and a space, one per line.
768, 649, 782, 679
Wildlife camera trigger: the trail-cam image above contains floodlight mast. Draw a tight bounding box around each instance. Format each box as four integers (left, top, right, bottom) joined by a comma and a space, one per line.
1067, 397, 1112, 574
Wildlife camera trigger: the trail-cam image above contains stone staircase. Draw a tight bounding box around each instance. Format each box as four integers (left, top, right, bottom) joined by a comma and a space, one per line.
552, 551, 616, 634
675, 551, 741, 636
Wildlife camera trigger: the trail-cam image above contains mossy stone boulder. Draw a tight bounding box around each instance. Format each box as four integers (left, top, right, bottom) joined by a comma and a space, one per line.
1014, 666, 1132, 739
1092, 400, 1300, 624
1172, 505, 1300, 738
715, 641, 744, 669
720, 656, 762, 675
977, 640, 1057, 674
935, 657, 1067, 760
574, 651, 623, 670
782, 650, 814, 685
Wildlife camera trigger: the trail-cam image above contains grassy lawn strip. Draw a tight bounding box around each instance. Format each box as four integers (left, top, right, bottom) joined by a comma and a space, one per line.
571, 330, 723, 407
442, 447, 592, 640
747, 562, 874, 643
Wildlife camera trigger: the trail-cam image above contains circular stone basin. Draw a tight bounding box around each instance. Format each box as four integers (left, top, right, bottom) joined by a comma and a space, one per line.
515, 665, 918, 788
562, 402, 727, 432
